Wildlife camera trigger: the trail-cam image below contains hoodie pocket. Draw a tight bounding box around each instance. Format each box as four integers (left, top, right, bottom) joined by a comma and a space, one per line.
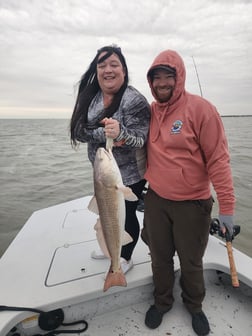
148, 166, 207, 199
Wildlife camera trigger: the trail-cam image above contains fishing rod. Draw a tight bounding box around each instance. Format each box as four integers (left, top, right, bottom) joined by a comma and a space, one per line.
192, 56, 203, 98
191, 58, 240, 287
210, 218, 240, 288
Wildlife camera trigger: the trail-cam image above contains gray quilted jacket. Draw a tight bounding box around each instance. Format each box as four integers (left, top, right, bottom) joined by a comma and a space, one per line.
74, 86, 151, 186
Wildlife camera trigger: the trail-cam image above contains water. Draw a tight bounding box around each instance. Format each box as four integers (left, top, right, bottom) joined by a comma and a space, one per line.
0, 117, 251, 258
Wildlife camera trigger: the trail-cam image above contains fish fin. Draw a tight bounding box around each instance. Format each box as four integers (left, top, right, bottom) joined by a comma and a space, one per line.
117, 185, 138, 202
94, 219, 111, 258
88, 196, 99, 215
122, 230, 133, 245
103, 267, 127, 292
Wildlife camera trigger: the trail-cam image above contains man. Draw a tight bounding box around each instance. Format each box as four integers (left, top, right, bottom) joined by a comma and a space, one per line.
141, 49, 235, 336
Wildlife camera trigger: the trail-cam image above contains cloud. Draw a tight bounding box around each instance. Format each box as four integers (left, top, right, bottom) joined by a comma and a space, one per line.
0, 0, 251, 118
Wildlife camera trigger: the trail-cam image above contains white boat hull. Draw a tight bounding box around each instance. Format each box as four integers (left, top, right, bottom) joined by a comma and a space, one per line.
0, 196, 251, 335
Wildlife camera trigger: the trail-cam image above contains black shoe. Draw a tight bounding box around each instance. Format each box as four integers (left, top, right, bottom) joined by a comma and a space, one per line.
191, 311, 210, 335
145, 305, 168, 329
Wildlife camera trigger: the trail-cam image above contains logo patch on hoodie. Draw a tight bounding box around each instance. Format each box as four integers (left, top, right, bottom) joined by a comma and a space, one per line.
171, 120, 183, 134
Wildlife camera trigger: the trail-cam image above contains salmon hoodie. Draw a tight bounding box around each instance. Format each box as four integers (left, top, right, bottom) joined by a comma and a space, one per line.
145, 50, 235, 215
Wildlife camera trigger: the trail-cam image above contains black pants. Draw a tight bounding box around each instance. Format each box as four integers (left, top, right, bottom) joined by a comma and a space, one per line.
121, 179, 146, 261
141, 188, 213, 313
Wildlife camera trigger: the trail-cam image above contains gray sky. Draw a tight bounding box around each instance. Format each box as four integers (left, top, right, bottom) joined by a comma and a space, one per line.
0, 0, 251, 118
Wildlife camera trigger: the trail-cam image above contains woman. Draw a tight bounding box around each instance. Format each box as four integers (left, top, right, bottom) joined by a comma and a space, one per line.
70, 45, 150, 274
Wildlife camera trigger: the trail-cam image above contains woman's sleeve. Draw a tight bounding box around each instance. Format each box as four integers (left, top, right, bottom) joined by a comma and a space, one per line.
115, 95, 151, 148
74, 119, 106, 144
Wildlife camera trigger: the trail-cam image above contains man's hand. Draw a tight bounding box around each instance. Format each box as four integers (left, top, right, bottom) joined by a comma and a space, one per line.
219, 214, 235, 239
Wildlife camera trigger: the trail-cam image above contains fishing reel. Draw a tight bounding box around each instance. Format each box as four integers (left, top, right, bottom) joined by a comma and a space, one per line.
210, 218, 240, 241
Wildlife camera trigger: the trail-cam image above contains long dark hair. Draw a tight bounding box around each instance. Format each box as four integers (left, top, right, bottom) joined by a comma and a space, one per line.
70, 45, 129, 147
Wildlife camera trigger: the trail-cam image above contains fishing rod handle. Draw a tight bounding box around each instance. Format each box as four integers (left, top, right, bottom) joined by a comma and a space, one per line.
226, 241, 239, 288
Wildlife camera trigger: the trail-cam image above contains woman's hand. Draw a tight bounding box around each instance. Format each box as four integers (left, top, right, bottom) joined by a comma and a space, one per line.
102, 117, 120, 139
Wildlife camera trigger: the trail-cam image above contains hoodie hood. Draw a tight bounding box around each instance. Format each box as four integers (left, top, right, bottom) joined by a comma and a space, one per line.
147, 50, 186, 105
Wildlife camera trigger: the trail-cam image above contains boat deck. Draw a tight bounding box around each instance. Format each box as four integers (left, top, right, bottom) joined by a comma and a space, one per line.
0, 196, 252, 335
84, 270, 252, 336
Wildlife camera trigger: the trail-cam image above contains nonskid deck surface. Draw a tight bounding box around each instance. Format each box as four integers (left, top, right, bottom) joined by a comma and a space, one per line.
85, 271, 252, 336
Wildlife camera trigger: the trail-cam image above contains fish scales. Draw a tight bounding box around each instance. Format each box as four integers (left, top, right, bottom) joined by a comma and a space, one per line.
90, 146, 137, 291
94, 178, 124, 272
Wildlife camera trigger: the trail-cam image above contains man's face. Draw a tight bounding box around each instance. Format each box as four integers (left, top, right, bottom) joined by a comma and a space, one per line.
152, 69, 176, 103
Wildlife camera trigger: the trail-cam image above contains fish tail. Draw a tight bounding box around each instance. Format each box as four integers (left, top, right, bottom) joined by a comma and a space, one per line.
103, 267, 127, 292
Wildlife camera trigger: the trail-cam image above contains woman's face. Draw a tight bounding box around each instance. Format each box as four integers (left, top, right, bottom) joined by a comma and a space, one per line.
97, 52, 125, 95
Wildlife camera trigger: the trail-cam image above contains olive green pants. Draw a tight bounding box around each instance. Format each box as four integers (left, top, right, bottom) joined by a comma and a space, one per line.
141, 188, 213, 313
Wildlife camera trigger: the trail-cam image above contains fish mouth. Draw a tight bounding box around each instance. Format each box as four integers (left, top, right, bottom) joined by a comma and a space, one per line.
97, 147, 113, 160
